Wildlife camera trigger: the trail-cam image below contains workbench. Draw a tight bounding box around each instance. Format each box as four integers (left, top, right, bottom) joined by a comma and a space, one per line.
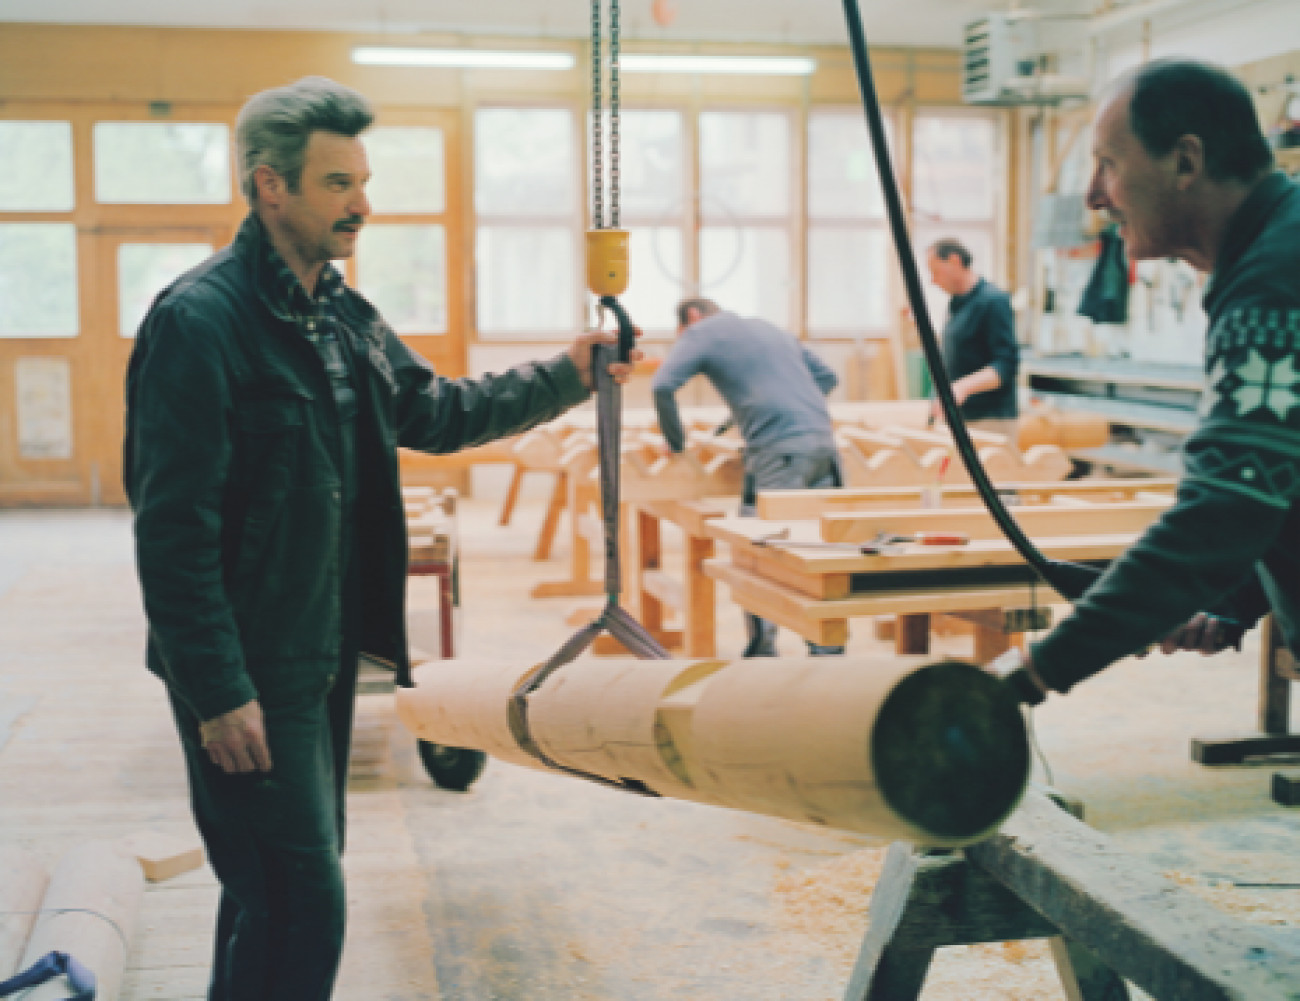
605, 480, 1176, 661
700, 486, 1176, 662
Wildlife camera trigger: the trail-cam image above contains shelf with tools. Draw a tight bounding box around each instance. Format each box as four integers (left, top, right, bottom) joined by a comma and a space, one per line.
1021, 354, 1202, 475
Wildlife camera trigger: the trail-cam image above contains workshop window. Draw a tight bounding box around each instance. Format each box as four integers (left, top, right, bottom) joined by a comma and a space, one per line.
591, 109, 688, 334
474, 107, 579, 336
93, 122, 232, 204
911, 112, 1003, 326
364, 126, 446, 214
806, 109, 894, 335
0, 121, 75, 212
356, 126, 450, 335
0, 223, 79, 338
357, 224, 448, 334
698, 110, 794, 328
117, 242, 213, 337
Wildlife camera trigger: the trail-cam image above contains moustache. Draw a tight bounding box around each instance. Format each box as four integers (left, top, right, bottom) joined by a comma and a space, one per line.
333, 218, 364, 232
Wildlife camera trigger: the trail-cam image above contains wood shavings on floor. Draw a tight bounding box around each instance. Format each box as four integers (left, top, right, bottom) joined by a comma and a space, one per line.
773, 847, 1067, 999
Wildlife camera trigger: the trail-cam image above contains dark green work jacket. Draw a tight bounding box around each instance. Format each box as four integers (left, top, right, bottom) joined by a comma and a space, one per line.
125, 215, 588, 721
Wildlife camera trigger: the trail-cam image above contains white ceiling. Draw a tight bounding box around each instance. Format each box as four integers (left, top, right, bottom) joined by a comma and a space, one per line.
0, 0, 1100, 48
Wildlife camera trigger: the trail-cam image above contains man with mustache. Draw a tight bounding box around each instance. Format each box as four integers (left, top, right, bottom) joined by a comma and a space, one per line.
124, 76, 635, 1000
992, 60, 1300, 707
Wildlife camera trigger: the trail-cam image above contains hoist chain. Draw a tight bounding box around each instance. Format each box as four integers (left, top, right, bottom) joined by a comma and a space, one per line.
591, 0, 603, 230
609, 0, 621, 229
590, 0, 620, 231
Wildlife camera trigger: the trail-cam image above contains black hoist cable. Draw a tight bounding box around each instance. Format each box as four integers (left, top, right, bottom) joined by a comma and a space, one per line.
840, 0, 1102, 603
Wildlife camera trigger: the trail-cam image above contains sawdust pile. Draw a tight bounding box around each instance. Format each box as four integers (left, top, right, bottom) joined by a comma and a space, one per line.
773, 848, 1067, 1000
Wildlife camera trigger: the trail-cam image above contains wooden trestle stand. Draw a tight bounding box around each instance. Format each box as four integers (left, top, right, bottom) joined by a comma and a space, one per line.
847, 790, 1300, 1001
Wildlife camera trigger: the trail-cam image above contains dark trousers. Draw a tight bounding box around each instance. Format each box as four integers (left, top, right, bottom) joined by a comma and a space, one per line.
169, 644, 359, 1001
740, 446, 845, 656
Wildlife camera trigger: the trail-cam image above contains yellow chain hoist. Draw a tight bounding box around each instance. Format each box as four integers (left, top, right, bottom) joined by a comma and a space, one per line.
586, 0, 629, 299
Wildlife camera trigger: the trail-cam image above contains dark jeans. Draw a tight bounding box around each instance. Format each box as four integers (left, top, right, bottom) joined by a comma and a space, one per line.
740, 446, 844, 657
169, 644, 359, 1001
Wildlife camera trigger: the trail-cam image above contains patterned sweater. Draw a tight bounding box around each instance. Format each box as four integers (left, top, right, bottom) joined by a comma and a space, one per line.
1032, 171, 1300, 693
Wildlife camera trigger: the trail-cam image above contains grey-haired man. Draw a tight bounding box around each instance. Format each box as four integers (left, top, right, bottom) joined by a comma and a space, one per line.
126, 76, 634, 1000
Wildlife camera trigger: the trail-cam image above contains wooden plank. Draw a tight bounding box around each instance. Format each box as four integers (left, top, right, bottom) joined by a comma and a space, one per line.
822, 498, 1172, 544
755, 479, 1178, 520
731, 546, 852, 600
967, 791, 1300, 1000
703, 560, 849, 646
703, 559, 1064, 619
641, 568, 683, 612
115, 831, 204, 883
707, 516, 1136, 574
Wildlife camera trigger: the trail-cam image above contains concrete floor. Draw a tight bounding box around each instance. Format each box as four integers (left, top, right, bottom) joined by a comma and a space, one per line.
2, 495, 1299, 1000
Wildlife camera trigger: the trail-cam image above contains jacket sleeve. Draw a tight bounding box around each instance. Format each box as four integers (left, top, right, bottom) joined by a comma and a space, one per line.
1030, 299, 1300, 693
982, 293, 1019, 387
386, 334, 590, 453
651, 339, 705, 453
802, 344, 839, 396
126, 301, 257, 721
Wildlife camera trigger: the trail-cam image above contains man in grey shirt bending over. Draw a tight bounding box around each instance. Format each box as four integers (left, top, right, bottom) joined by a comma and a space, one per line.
652, 298, 843, 657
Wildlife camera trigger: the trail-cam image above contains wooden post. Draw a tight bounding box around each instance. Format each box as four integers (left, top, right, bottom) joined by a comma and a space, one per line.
895, 614, 930, 655
637, 507, 663, 635
533, 470, 567, 561
498, 463, 525, 526
1260, 614, 1292, 735
686, 533, 717, 657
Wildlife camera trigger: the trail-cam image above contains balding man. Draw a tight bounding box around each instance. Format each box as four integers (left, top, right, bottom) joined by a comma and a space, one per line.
652, 299, 843, 657
995, 60, 1298, 705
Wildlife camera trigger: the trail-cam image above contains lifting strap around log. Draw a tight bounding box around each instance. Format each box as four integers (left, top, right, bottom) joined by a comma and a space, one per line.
508, 299, 670, 793
508, 0, 669, 792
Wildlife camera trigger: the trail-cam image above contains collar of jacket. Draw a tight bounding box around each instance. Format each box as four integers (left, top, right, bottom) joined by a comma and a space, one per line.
232, 213, 396, 389
1204, 171, 1295, 313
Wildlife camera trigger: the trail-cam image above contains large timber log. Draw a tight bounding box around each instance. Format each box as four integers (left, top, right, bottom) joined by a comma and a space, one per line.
396, 655, 1029, 848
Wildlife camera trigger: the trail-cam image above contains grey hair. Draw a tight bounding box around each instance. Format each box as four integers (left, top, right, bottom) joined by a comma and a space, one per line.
235, 76, 375, 202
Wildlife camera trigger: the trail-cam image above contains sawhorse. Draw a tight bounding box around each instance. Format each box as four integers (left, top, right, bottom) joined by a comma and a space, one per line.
845, 790, 1300, 1000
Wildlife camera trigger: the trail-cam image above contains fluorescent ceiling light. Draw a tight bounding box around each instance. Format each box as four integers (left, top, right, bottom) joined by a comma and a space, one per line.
352, 47, 575, 70
619, 54, 816, 76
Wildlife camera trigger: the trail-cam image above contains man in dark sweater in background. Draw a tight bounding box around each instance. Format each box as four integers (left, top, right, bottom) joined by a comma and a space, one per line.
993, 60, 1300, 706
926, 238, 1020, 436
652, 298, 842, 657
